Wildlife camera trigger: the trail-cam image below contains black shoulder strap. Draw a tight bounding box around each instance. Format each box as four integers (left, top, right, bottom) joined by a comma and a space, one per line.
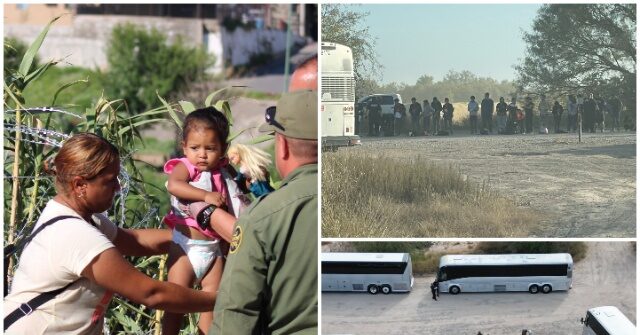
4, 215, 80, 330
4, 281, 76, 330
6, 215, 78, 258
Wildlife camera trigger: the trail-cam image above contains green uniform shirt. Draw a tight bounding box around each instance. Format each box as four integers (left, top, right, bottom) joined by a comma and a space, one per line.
210, 164, 318, 335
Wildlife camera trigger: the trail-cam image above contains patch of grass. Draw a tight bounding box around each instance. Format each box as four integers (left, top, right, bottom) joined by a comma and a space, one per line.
413, 251, 447, 275
321, 151, 540, 237
475, 242, 588, 262
21, 66, 104, 113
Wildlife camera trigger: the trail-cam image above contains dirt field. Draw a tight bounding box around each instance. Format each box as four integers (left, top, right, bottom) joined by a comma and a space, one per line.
321, 242, 636, 335
348, 132, 635, 237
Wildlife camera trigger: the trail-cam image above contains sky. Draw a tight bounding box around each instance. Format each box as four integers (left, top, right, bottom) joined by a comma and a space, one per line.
350, 4, 542, 85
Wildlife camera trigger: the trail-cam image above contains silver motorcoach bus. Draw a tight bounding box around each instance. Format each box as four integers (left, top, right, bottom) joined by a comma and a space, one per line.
437, 253, 573, 295
580, 306, 636, 335
321, 252, 414, 294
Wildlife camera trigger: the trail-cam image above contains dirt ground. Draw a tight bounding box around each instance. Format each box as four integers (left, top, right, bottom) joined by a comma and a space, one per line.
321, 242, 636, 335
348, 132, 635, 237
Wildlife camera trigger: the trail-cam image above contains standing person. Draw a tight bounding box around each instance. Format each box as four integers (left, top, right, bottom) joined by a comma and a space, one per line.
495, 97, 508, 134
552, 100, 564, 133
442, 97, 455, 134
480, 92, 494, 133
523, 96, 535, 134
162, 108, 249, 335
567, 95, 578, 132
208, 90, 318, 334
422, 99, 433, 135
507, 97, 522, 134
467, 95, 480, 134
608, 96, 623, 132
4, 133, 216, 334
408, 97, 422, 136
583, 93, 598, 133
368, 100, 381, 136
430, 280, 438, 301
393, 98, 406, 136
431, 97, 443, 134
538, 94, 550, 134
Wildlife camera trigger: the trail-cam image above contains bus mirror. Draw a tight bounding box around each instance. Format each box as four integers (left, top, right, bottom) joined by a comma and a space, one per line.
579, 317, 585, 324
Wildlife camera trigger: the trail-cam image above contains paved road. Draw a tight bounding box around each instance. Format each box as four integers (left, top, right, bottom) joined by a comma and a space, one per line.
321, 242, 636, 335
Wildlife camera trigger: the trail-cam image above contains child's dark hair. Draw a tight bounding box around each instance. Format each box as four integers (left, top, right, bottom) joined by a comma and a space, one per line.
182, 107, 229, 144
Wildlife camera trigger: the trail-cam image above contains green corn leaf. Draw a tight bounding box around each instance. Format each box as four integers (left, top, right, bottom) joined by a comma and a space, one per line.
214, 100, 233, 126
118, 119, 171, 136
18, 15, 62, 77
22, 61, 57, 88
157, 91, 183, 128
205, 87, 231, 107
51, 77, 89, 106
178, 100, 196, 114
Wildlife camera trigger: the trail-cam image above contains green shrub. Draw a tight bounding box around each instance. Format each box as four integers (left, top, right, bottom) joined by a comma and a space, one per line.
104, 23, 212, 115
412, 251, 447, 275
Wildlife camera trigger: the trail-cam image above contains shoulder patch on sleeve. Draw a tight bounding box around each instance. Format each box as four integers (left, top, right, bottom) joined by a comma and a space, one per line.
229, 225, 243, 254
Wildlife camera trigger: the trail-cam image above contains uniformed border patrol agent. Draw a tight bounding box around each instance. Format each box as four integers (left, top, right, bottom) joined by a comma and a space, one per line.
206, 90, 318, 334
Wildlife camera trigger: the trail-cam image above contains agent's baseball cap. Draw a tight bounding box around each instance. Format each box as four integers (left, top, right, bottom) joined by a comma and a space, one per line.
258, 90, 317, 140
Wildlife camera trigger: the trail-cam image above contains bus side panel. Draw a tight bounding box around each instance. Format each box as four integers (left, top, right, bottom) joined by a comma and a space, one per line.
440, 276, 572, 293
321, 103, 347, 138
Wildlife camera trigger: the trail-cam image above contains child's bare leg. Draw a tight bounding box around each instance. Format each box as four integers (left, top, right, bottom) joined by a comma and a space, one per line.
197, 256, 225, 335
162, 243, 196, 335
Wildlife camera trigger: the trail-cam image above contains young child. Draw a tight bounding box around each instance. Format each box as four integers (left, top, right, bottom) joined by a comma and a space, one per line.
227, 143, 275, 198
162, 107, 247, 335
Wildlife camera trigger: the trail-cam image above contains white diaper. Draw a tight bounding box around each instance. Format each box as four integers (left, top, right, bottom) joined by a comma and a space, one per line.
172, 229, 222, 281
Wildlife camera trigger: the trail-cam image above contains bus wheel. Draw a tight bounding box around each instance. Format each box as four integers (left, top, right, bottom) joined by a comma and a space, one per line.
529, 285, 539, 294
367, 284, 379, 295
381, 285, 392, 294
449, 286, 460, 295
541, 284, 552, 294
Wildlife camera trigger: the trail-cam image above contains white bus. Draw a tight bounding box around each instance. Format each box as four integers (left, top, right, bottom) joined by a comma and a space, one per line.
321, 252, 414, 294
320, 42, 360, 150
580, 306, 636, 335
437, 253, 573, 295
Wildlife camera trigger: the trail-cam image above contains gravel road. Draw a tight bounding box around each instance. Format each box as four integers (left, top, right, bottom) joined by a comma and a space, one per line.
349, 132, 636, 237
321, 242, 636, 335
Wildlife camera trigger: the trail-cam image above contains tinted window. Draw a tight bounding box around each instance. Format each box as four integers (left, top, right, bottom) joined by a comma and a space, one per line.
381, 96, 395, 105
441, 264, 569, 280
322, 261, 408, 275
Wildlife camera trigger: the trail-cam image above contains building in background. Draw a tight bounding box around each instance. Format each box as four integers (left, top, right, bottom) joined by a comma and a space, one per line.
4, 3, 317, 74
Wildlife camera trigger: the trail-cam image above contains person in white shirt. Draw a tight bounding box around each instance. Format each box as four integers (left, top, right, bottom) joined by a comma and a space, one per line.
4, 133, 216, 335
467, 95, 480, 134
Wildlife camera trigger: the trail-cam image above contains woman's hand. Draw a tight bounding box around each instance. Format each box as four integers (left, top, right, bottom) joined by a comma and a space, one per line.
82, 248, 215, 313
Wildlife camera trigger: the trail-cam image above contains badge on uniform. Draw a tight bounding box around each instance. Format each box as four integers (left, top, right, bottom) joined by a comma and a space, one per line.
229, 226, 243, 254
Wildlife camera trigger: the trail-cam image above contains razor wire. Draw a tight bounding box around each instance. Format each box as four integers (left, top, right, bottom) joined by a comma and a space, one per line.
5, 120, 159, 240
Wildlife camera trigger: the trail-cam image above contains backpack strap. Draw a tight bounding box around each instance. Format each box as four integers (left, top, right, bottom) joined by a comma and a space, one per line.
7, 215, 78, 257
4, 281, 76, 330
4, 215, 81, 330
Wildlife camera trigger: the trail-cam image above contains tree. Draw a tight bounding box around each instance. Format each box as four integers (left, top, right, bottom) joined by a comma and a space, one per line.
104, 23, 212, 115
516, 4, 636, 121
321, 4, 381, 97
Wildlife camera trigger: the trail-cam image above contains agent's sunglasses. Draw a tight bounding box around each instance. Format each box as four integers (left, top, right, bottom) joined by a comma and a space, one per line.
265, 106, 285, 131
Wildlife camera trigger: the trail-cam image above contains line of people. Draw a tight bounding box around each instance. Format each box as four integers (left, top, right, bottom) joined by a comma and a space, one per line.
363, 92, 624, 137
